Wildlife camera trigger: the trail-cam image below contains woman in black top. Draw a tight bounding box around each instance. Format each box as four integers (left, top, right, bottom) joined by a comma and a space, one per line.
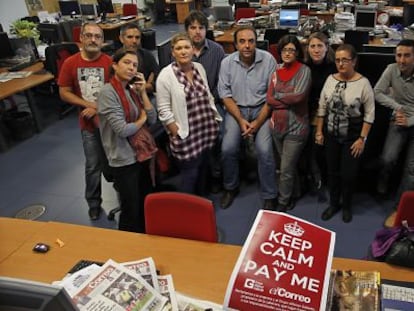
303, 32, 336, 199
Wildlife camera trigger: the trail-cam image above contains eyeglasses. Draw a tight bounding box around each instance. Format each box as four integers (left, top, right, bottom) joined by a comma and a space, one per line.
281, 48, 296, 54
82, 33, 103, 40
335, 58, 353, 64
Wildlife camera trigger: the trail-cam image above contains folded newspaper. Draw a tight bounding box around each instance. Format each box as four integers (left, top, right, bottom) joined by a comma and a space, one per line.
56, 257, 223, 311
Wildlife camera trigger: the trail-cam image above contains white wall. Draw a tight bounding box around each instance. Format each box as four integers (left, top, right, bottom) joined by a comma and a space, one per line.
0, 0, 29, 33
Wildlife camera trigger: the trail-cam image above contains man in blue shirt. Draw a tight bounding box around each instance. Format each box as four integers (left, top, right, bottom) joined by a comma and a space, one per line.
218, 26, 277, 209
185, 10, 226, 193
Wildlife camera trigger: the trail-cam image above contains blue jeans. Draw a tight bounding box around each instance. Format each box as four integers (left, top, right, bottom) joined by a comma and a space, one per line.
221, 106, 276, 199
81, 129, 103, 210
176, 150, 209, 195
273, 133, 307, 205
381, 123, 414, 198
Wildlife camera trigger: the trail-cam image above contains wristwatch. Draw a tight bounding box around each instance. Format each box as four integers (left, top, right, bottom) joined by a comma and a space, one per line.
359, 136, 367, 143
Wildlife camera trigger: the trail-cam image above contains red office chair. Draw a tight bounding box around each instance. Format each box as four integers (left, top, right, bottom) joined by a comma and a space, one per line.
393, 191, 414, 227
72, 26, 81, 43
122, 3, 138, 16
144, 192, 218, 242
235, 8, 256, 21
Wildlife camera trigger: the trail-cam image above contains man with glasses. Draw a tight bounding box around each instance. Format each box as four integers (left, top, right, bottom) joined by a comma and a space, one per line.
218, 26, 277, 210
119, 23, 159, 97
374, 39, 414, 227
58, 23, 113, 220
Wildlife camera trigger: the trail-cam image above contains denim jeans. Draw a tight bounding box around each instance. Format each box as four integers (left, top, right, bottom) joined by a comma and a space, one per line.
81, 129, 103, 210
273, 134, 307, 205
176, 149, 209, 195
381, 123, 414, 198
221, 106, 276, 199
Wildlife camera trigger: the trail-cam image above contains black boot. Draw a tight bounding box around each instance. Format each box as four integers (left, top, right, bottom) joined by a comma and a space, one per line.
321, 205, 340, 221
342, 206, 352, 223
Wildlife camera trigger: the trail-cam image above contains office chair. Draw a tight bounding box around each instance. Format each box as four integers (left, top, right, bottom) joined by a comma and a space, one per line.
344, 30, 369, 52
206, 29, 215, 41
122, 3, 138, 16
235, 1, 250, 12
256, 39, 269, 51
44, 43, 79, 119
264, 28, 289, 45
72, 26, 81, 43
393, 191, 414, 227
144, 192, 219, 242
235, 8, 256, 21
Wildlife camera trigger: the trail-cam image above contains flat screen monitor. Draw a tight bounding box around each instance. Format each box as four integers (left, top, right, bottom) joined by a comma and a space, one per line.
58, 1, 81, 16
10, 37, 40, 61
0, 276, 77, 310
355, 10, 377, 31
97, 0, 114, 21
278, 8, 300, 29
213, 6, 234, 22
0, 32, 15, 59
80, 4, 97, 16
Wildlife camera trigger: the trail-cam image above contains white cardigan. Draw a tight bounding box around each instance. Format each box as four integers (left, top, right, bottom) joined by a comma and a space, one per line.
156, 62, 222, 139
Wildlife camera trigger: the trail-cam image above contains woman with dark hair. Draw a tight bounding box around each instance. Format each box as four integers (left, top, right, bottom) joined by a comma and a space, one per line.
156, 33, 221, 194
98, 48, 157, 233
303, 32, 337, 197
315, 44, 375, 223
266, 34, 311, 211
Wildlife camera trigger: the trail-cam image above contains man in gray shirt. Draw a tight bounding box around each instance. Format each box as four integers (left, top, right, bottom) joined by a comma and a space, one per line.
218, 26, 277, 210
374, 39, 414, 226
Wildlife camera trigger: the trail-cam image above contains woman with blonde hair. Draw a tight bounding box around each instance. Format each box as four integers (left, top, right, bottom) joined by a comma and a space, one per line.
156, 33, 222, 194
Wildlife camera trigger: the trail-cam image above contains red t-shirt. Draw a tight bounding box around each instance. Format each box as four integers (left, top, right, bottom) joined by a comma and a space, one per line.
58, 52, 112, 132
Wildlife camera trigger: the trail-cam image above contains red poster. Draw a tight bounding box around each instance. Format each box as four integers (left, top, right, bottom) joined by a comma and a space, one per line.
224, 210, 335, 311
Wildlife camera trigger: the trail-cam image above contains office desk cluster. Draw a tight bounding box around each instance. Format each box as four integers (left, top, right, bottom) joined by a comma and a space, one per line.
0, 217, 413, 305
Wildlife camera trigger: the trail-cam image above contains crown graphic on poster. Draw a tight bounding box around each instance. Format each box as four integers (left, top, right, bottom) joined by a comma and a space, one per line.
284, 221, 304, 237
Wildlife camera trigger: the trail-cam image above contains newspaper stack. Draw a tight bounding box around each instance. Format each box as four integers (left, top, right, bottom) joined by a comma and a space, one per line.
55, 257, 223, 311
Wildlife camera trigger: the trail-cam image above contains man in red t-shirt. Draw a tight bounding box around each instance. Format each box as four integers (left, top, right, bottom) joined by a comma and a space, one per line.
58, 22, 113, 220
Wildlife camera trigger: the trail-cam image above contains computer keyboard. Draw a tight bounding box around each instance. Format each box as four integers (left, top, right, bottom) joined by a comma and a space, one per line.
8, 60, 39, 72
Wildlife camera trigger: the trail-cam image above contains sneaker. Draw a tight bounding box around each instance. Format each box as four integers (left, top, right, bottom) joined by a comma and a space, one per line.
88, 207, 102, 221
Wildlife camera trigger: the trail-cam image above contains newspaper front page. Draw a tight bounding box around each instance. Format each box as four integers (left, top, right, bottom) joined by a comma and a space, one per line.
71, 259, 168, 311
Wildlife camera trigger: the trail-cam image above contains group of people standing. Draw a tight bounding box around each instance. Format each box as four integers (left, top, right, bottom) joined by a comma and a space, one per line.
58, 10, 414, 233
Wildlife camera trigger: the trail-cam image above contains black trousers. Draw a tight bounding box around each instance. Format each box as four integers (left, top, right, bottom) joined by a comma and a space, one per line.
325, 134, 361, 209
111, 161, 152, 233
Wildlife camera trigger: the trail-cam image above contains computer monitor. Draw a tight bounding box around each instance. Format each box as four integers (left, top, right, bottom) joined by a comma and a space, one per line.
213, 6, 234, 22
58, 0, 81, 16
0, 32, 15, 59
355, 10, 377, 31
0, 276, 77, 311
97, 0, 115, 20
10, 37, 40, 61
80, 4, 98, 17
278, 8, 300, 29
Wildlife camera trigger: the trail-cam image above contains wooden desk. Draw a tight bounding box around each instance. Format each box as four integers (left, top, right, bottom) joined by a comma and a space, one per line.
98, 16, 146, 41
166, 0, 194, 24
0, 217, 413, 304
0, 61, 54, 133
